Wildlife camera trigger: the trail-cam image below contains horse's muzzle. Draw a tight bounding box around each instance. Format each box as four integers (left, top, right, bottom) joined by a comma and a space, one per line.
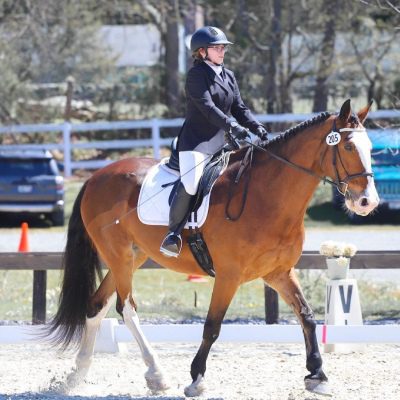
345, 190, 380, 216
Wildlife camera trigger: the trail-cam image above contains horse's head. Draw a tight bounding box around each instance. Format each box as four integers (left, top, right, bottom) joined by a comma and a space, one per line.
323, 99, 379, 216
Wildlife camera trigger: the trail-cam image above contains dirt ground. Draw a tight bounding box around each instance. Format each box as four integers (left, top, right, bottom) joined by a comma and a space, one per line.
0, 342, 399, 400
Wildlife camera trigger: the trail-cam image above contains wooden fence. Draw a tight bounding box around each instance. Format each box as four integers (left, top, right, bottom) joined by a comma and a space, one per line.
0, 251, 399, 324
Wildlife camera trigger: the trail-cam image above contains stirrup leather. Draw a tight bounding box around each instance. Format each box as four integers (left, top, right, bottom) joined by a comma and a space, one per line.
160, 232, 182, 257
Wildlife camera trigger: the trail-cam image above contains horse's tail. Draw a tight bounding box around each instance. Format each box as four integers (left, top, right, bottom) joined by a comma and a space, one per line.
47, 182, 103, 350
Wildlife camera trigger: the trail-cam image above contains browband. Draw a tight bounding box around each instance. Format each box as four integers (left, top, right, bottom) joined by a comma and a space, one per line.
339, 128, 366, 132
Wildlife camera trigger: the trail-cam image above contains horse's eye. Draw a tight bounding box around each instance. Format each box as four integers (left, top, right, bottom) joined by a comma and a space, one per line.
344, 143, 353, 151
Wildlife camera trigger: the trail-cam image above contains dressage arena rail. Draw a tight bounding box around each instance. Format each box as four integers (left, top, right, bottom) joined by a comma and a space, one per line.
0, 250, 399, 325
0, 110, 397, 177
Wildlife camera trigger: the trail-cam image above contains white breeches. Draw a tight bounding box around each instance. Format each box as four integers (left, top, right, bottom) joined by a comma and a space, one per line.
179, 151, 212, 195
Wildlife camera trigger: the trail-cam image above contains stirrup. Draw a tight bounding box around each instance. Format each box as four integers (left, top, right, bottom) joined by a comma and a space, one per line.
160, 232, 182, 258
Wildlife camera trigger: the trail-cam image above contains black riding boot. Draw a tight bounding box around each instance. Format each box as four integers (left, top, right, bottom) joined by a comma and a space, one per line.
160, 182, 194, 257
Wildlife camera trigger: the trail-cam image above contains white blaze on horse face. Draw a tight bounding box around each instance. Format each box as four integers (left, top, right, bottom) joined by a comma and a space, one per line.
347, 130, 380, 214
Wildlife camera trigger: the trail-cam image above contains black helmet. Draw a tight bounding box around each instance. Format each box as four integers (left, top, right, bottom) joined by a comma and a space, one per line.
190, 26, 233, 52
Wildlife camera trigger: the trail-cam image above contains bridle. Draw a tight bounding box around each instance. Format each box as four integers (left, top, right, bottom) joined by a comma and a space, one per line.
322, 119, 374, 196
252, 118, 374, 197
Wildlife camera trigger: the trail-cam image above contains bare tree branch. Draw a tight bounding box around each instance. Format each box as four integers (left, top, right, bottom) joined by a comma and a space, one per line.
384, 0, 400, 13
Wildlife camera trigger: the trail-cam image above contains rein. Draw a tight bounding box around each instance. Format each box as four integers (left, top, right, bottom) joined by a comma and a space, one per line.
248, 119, 374, 197
225, 145, 254, 221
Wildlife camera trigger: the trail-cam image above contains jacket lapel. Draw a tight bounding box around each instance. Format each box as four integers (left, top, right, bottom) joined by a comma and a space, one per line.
201, 62, 229, 95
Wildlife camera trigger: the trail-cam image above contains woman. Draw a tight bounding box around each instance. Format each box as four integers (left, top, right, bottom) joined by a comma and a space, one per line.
160, 26, 268, 257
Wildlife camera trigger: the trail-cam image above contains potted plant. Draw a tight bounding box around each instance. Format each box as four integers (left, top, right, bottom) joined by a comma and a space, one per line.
319, 241, 357, 280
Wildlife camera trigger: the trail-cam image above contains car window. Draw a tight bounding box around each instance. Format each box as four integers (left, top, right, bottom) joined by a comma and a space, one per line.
372, 148, 400, 166
0, 159, 54, 176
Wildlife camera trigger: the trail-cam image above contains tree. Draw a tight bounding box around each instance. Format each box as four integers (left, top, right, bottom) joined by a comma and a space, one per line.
182, 1, 204, 70
165, 0, 181, 115
0, 0, 113, 123
312, 0, 339, 112
136, 0, 185, 117
351, 0, 400, 108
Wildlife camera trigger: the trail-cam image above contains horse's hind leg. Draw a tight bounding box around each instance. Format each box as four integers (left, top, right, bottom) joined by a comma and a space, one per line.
67, 271, 116, 387
109, 244, 169, 392
264, 268, 331, 396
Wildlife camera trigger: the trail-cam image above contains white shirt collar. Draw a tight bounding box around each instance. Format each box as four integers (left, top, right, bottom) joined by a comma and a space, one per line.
205, 61, 223, 81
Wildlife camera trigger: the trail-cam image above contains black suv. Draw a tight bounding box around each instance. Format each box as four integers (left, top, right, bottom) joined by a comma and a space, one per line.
0, 150, 64, 226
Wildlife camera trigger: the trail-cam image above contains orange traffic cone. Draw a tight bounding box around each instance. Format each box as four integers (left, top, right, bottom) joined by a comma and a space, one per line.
18, 222, 30, 252
187, 274, 207, 283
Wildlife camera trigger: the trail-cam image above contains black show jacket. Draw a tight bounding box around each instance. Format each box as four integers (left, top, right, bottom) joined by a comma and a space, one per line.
177, 61, 262, 152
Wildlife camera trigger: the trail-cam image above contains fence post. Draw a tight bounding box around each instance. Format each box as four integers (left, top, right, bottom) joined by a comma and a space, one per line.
264, 283, 279, 324
152, 118, 161, 159
32, 270, 47, 324
62, 121, 72, 177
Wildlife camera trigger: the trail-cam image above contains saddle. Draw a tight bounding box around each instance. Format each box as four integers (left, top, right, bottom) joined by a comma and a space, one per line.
166, 140, 229, 214
139, 138, 252, 277
164, 138, 230, 277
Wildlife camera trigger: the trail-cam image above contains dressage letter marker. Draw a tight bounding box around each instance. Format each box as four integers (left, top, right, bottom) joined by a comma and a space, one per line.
324, 278, 364, 353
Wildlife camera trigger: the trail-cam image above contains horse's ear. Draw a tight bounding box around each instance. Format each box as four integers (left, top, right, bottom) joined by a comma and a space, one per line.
338, 99, 352, 122
357, 99, 373, 124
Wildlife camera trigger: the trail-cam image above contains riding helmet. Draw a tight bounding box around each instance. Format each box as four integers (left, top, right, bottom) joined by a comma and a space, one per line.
190, 26, 233, 52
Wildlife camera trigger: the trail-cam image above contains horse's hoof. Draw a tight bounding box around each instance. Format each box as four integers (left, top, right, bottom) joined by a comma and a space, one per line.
305, 378, 332, 397
145, 369, 170, 393
65, 367, 88, 390
47, 377, 70, 394
184, 374, 206, 397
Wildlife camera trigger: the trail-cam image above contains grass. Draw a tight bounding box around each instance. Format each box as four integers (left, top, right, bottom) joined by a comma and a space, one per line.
1, 267, 399, 323
64, 178, 85, 222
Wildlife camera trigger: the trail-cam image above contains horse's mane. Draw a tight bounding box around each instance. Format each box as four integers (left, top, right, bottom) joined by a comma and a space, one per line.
230, 110, 360, 165
266, 111, 332, 146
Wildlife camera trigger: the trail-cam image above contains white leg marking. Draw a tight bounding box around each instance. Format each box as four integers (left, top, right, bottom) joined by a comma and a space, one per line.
122, 298, 169, 392
184, 374, 207, 397
66, 293, 116, 389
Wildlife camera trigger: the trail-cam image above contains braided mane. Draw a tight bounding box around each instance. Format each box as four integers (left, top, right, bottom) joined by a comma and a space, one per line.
267, 112, 332, 145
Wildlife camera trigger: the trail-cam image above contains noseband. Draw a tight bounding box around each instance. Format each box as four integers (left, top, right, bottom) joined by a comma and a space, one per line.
255, 118, 374, 197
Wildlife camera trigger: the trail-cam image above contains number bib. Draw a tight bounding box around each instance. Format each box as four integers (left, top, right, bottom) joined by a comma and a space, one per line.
326, 131, 341, 146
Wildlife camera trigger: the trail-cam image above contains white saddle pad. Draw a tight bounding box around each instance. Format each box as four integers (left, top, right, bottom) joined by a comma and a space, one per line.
137, 158, 221, 229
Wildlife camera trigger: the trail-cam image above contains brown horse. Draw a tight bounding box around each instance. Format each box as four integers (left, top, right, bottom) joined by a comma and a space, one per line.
48, 99, 379, 396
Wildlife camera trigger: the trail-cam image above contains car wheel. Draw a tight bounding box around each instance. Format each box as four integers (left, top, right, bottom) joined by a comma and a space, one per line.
51, 210, 65, 226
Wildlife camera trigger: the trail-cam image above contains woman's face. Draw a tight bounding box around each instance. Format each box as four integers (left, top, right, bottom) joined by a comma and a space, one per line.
200, 45, 227, 64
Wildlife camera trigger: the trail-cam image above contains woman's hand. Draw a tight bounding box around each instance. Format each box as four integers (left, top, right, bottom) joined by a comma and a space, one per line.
254, 126, 269, 141
230, 122, 250, 140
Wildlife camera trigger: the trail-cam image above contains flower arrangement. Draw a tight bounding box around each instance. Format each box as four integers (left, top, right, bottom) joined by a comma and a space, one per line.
319, 240, 357, 259
320, 241, 357, 279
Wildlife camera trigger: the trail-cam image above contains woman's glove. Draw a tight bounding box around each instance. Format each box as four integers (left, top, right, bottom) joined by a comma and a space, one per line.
230, 122, 250, 140
254, 126, 269, 141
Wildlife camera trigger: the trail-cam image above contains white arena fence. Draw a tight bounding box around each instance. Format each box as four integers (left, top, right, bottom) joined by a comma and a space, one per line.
0, 320, 399, 353
0, 110, 398, 177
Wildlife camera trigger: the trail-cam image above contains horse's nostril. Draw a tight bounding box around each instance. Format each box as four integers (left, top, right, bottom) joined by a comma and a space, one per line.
360, 197, 369, 207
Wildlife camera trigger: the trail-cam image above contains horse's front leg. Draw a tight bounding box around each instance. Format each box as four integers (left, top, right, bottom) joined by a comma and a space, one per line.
184, 277, 239, 397
265, 268, 331, 396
